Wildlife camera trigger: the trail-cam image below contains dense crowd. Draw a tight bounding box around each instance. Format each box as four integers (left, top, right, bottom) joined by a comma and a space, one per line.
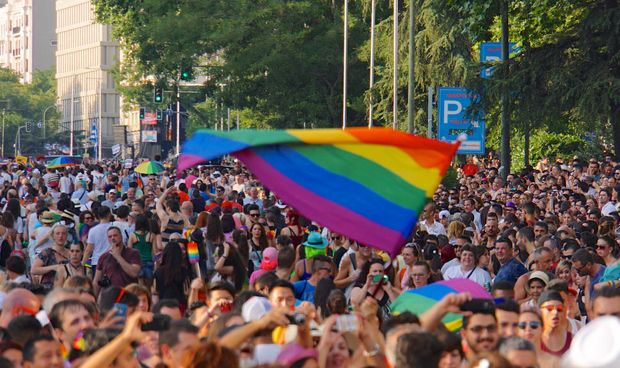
0, 153, 616, 367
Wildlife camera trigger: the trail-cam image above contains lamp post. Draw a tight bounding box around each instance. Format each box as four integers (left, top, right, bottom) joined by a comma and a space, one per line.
342, 0, 348, 129
369, 0, 376, 128
392, 0, 399, 129
42, 104, 56, 140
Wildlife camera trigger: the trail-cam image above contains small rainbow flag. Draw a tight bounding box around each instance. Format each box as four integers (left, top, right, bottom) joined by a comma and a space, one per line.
178, 128, 458, 255
187, 241, 200, 264
391, 279, 492, 331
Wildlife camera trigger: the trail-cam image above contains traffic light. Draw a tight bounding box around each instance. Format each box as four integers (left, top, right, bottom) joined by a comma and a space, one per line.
25, 121, 33, 133
139, 107, 145, 120
156, 109, 162, 121
154, 87, 163, 103
181, 66, 191, 81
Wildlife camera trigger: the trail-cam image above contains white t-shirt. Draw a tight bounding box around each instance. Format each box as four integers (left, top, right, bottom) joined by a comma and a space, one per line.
443, 265, 491, 286
59, 176, 73, 194
420, 220, 447, 236
111, 220, 130, 244
441, 258, 460, 275
601, 202, 617, 216
87, 223, 112, 265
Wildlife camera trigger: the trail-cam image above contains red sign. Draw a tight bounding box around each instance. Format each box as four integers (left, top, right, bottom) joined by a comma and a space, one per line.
141, 112, 157, 125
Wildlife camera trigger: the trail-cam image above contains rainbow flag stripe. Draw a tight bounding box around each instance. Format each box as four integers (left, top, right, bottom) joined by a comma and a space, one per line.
178, 128, 458, 254
391, 279, 492, 331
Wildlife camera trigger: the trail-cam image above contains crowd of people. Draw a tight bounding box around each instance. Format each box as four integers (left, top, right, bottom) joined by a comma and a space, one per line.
0, 153, 615, 367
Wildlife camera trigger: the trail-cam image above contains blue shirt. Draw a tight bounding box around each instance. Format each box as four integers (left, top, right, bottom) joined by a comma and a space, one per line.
494, 257, 527, 284
293, 280, 316, 303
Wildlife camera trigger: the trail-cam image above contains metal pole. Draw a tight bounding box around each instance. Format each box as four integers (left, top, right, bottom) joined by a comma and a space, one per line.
227, 108, 230, 131
500, 0, 510, 179
368, 0, 376, 128
176, 88, 181, 156
1, 109, 4, 157
236, 113, 239, 130
42, 105, 55, 140
392, 0, 399, 129
98, 80, 102, 162
342, 0, 348, 129
427, 86, 433, 138
407, 0, 415, 133
70, 79, 75, 155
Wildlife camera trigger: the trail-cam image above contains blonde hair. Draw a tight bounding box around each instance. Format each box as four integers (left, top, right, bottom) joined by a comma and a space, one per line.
447, 221, 465, 239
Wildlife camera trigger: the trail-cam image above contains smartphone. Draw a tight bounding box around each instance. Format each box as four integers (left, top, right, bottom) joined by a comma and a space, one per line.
372, 274, 388, 284
335, 315, 358, 333
113, 303, 128, 319
459, 299, 495, 314
141, 314, 171, 332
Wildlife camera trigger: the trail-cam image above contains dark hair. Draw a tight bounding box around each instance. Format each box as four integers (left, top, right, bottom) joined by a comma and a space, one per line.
23, 335, 56, 362
326, 289, 347, 317
381, 311, 420, 334
593, 285, 620, 301
134, 214, 151, 233
462, 309, 496, 329
277, 245, 296, 269
98, 286, 139, 316
254, 271, 278, 290
50, 299, 91, 331
518, 226, 535, 243
276, 235, 292, 247
207, 281, 236, 300
249, 223, 269, 250
571, 248, 593, 266
435, 330, 463, 357
206, 213, 225, 243
496, 298, 520, 314
161, 241, 189, 287
232, 230, 249, 265
495, 236, 513, 249
159, 319, 198, 348
268, 279, 295, 296
355, 258, 385, 286
221, 214, 235, 234
492, 281, 515, 292
310, 254, 333, 273
115, 205, 130, 219
5, 255, 25, 275
153, 299, 180, 314
97, 205, 111, 220
395, 332, 442, 368
314, 278, 336, 318
7, 315, 42, 347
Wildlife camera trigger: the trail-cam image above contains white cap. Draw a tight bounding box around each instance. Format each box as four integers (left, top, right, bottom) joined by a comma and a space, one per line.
562, 316, 620, 368
439, 210, 450, 219
241, 296, 272, 322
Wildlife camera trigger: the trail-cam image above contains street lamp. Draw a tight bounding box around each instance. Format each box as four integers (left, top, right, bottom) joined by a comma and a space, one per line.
42, 104, 56, 140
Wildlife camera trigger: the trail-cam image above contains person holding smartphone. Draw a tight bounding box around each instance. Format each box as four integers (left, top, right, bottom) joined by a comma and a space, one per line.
350, 258, 398, 320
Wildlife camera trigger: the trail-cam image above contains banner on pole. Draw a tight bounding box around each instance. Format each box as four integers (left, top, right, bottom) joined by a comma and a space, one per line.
437, 87, 485, 155
141, 112, 158, 125
480, 42, 519, 78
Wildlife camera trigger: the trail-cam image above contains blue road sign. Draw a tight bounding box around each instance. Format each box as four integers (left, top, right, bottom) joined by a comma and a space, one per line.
90, 119, 97, 142
437, 87, 485, 155
480, 42, 518, 78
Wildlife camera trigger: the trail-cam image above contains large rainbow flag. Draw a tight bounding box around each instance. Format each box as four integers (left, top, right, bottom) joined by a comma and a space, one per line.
178, 128, 459, 255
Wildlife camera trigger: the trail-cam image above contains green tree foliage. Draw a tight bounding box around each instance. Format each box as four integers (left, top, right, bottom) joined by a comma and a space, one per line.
93, 0, 371, 128
0, 68, 59, 156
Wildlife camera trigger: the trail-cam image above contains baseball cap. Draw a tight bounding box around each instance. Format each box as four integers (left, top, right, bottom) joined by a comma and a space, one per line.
537, 290, 563, 307
108, 189, 116, 194
241, 296, 272, 322
260, 247, 278, 271
439, 210, 450, 219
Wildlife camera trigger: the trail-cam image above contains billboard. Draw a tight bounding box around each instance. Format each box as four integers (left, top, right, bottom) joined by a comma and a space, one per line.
141, 112, 158, 125
142, 130, 158, 143
437, 87, 485, 155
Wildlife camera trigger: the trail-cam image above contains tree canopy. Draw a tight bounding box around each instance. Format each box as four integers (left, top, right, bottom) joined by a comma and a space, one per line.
93, 0, 620, 165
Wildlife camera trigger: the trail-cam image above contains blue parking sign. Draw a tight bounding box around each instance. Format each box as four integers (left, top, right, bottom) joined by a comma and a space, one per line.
480, 42, 518, 78
437, 87, 485, 155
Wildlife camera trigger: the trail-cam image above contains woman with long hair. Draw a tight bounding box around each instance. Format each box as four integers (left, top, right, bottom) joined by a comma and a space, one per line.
213, 241, 247, 292
248, 222, 268, 272
78, 210, 97, 244
128, 215, 161, 288
156, 186, 189, 247
205, 213, 225, 278
350, 258, 398, 318
153, 240, 191, 312
231, 229, 250, 266
5, 198, 23, 246
596, 235, 620, 289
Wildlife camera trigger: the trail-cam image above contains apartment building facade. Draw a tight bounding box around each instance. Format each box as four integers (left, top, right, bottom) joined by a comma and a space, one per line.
56, 0, 119, 155
0, 0, 55, 83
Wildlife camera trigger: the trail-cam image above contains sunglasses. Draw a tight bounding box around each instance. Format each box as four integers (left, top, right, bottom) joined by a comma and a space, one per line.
541, 304, 564, 313
250, 213, 260, 218
84, 216, 94, 221
596, 245, 609, 249
517, 321, 541, 330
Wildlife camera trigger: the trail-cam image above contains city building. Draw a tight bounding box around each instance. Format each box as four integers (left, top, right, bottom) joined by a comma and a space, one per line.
0, 0, 56, 83
56, 0, 119, 156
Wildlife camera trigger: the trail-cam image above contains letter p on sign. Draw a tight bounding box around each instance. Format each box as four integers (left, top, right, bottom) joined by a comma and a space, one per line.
443, 100, 462, 124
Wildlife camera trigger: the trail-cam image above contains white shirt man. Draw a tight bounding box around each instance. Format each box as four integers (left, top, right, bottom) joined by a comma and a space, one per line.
86, 222, 113, 266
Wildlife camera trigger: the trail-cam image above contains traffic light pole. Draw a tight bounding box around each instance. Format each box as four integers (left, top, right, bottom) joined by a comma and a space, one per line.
176, 88, 181, 156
